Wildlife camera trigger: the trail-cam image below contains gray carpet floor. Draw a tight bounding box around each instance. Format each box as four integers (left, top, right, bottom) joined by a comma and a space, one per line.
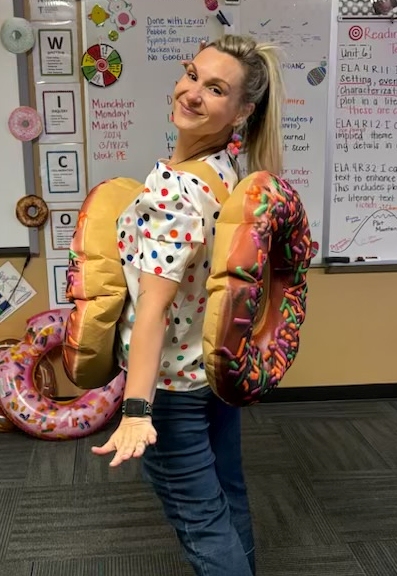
2, 398, 397, 575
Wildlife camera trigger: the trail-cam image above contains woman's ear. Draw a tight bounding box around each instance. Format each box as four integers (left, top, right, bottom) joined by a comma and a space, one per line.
234, 102, 255, 127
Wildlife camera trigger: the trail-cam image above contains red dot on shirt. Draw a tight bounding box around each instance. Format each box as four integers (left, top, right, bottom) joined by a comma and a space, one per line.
161, 188, 169, 196
203, 186, 210, 193
144, 230, 151, 238
177, 371, 184, 377
118, 241, 124, 249
181, 344, 188, 350
199, 297, 206, 304
185, 232, 191, 241
197, 306, 204, 313
129, 235, 133, 242
158, 203, 166, 209
190, 373, 197, 380
187, 294, 195, 302
164, 378, 172, 385
188, 275, 194, 282
154, 266, 163, 275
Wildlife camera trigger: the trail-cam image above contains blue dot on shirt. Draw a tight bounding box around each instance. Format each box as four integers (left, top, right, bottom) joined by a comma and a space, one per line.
166, 214, 173, 221
127, 254, 133, 262
175, 242, 182, 249
218, 172, 224, 180
151, 250, 158, 258
137, 218, 144, 226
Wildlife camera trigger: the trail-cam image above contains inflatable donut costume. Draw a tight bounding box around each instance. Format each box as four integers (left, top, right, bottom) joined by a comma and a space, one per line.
203, 172, 311, 406
63, 165, 312, 406
63, 162, 228, 390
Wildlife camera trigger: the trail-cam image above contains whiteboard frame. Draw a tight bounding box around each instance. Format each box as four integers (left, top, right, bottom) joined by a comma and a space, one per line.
0, 0, 39, 256
321, 0, 340, 263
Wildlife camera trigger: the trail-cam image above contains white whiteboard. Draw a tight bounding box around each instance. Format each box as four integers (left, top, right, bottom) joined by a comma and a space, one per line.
82, 0, 334, 265
240, 0, 333, 264
328, 20, 397, 260
0, 1, 32, 253
83, 0, 219, 185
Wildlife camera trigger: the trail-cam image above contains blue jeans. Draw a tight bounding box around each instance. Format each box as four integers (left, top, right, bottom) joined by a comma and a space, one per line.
143, 385, 255, 576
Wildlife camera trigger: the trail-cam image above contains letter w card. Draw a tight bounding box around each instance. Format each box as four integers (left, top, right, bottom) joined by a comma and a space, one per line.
32, 22, 79, 83
40, 144, 87, 202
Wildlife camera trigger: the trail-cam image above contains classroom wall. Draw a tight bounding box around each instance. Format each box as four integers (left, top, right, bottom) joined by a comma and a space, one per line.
1, 262, 396, 396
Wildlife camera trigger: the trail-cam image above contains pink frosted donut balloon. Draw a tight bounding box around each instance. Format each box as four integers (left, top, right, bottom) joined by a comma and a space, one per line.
8, 106, 42, 141
0, 309, 125, 440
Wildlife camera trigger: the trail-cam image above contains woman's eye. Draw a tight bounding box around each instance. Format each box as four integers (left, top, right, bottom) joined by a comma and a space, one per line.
187, 72, 197, 80
210, 86, 222, 95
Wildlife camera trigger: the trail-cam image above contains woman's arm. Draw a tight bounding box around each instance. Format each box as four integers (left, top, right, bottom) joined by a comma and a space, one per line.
123, 270, 179, 403
92, 271, 178, 466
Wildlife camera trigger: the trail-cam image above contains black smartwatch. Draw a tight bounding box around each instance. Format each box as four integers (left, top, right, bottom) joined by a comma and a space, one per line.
121, 398, 153, 417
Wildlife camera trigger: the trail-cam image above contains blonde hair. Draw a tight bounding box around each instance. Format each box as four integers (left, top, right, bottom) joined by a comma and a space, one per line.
208, 35, 285, 175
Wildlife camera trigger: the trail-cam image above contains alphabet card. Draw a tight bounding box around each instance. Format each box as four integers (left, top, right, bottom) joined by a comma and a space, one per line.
44, 202, 82, 259
32, 22, 79, 83
39, 143, 87, 202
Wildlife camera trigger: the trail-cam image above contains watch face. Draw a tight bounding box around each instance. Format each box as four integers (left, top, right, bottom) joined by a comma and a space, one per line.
123, 399, 152, 416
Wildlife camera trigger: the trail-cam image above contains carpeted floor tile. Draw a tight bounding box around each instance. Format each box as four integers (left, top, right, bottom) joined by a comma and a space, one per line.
256, 544, 365, 575
32, 552, 195, 576
311, 472, 397, 542
0, 431, 37, 486
279, 419, 390, 473
349, 540, 397, 576
5, 482, 178, 561
0, 560, 33, 576
248, 473, 339, 549
0, 488, 21, 558
25, 439, 77, 487
351, 419, 397, 469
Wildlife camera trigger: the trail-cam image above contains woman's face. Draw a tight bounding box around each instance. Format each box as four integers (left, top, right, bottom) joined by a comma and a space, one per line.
172, 47, 249, 138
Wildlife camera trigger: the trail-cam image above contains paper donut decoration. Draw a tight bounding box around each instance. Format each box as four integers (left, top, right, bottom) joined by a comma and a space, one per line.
307, 66, 327, 86
0, 17, 35, 54
81, 44, 123, 87
8, 106, 42, 141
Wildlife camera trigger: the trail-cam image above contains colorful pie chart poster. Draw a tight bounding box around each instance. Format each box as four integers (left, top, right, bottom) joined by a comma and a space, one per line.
81, 43, 123, 87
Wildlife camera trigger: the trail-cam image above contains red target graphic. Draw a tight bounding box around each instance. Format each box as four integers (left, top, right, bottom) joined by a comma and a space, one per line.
348, 26, 363, 41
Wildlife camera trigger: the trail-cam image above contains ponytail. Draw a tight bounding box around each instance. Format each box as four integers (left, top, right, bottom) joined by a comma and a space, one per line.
246, 45, 285, 175
209, 35, 285, 175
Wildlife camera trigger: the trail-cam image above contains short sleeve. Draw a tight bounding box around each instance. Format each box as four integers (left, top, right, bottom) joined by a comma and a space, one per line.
130, 162, 205, 283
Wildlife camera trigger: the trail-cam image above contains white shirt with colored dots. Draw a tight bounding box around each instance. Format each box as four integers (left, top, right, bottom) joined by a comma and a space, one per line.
117, 149, 238, 392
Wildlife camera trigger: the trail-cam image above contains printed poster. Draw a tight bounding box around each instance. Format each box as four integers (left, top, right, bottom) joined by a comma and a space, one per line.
40, 143, 86, 201
0, 262, 36, 322
44, 202, 81, 259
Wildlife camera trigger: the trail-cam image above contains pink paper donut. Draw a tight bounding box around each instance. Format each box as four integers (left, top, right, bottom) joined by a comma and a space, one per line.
8, 106, 42, 141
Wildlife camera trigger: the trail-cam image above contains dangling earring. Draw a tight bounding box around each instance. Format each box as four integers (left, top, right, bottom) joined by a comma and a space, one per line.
227, 132, 243, 156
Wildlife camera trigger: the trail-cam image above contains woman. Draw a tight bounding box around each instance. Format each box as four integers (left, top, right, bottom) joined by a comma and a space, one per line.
92, 34, 284, 576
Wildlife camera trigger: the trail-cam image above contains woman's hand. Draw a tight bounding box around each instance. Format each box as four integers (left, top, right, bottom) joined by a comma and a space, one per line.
92, 417, 157, 467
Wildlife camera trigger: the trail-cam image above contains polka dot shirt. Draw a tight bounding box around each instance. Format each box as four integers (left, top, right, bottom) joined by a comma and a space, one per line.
117, 149, 238, 392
